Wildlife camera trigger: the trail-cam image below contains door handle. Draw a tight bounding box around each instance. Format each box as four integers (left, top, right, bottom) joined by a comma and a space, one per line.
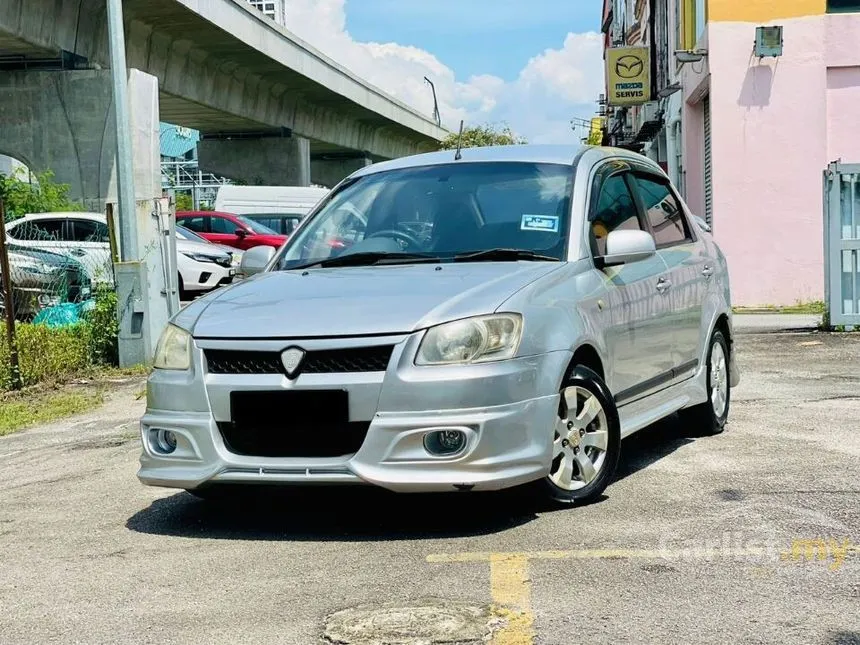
702, 265, 714, 279
656, 277, 672, 293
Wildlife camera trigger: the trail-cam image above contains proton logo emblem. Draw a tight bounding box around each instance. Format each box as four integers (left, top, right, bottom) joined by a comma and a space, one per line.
281, 347, 305, 377
615, 54, 644, 79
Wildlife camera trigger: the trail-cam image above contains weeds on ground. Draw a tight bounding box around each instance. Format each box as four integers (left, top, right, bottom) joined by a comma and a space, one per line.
0, 388, 104, 436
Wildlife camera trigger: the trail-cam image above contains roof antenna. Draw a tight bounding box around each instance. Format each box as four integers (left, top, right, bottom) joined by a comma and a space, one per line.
454, 120, 464, 161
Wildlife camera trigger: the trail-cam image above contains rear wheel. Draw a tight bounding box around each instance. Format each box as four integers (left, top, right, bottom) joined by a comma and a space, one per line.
542, 366, 620, 506
680, 329, 730, 436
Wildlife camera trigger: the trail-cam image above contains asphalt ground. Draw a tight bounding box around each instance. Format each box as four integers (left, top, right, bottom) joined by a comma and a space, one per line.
0, 328, 858, 645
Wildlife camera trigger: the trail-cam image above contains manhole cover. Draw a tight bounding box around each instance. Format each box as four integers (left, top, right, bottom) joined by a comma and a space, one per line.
323, 598, 500, 644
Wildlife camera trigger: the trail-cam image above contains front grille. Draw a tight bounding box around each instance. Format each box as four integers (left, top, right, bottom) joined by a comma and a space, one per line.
219, 389, 369, 457
206, 345, 394, 375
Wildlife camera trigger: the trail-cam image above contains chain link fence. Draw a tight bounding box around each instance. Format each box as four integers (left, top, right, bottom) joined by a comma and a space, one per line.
0, 199, 119, 390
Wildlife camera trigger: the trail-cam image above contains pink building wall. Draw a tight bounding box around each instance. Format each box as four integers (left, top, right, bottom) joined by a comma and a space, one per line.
686, 14, 860, 306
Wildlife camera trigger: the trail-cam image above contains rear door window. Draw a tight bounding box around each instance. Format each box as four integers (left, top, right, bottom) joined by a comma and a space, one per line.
180, 217, 208, 233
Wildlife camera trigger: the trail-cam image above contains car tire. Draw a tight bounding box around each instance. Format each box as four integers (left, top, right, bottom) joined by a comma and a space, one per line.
541, 365, 621, 506
680, 329, 730, 436
177, 273, 188, 301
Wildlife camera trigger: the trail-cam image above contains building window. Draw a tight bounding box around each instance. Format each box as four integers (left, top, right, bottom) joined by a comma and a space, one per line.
827, 0, 860, 12
679, 0, 708, 49
247, 0, 283, 24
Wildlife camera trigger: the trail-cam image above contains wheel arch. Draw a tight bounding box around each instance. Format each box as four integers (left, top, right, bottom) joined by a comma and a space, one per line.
565, 343, 606, 383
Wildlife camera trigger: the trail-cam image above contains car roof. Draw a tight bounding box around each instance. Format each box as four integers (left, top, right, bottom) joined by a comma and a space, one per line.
350, 144, 662, 179
20, 212, 103, 221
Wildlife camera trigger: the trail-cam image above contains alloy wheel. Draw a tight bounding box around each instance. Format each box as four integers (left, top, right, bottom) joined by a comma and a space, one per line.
549, 385, 609, 491
710, 341, 729, 418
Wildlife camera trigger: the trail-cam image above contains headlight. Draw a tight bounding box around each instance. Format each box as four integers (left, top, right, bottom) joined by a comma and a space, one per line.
181, 252, 218, 264
415, 314, 523, 365
153, 324, 191, 370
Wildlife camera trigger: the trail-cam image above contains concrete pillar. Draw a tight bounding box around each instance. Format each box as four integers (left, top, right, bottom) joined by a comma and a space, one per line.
198, 136, 311, 186
0, 68, 170, 366
311, 155, 373, 189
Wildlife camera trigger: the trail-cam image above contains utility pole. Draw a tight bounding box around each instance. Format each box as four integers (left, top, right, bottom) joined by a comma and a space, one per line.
106, 0, 138, 262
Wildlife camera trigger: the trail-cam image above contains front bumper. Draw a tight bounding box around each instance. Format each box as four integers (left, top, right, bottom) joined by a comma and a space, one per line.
138, 339, 570, 493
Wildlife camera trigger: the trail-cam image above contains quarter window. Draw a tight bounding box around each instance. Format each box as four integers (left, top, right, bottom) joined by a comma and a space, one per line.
9, 219, 65, 241
590, 174, 642, 256
634, 175, 692, 247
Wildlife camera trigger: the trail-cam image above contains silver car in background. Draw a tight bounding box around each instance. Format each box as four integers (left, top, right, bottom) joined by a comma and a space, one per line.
140, 145, 739, 505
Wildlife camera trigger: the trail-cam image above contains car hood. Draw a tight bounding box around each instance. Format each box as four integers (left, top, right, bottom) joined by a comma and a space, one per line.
189, 262, 563, 338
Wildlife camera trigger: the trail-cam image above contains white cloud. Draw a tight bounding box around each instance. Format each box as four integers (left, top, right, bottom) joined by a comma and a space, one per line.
283, 0, 604, 143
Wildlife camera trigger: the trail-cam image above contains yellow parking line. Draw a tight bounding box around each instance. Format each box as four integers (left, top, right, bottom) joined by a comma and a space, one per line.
428, 542, 859, 644
428, 544, 860, 563
489, 554, 534, 645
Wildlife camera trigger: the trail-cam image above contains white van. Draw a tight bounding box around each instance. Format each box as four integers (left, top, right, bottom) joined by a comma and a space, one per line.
214, 186, 329, 236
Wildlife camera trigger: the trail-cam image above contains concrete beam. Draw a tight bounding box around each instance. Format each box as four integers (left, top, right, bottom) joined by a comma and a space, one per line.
0, 0, 446, 160
311, 155, 373, 189
198, 136, 311, 187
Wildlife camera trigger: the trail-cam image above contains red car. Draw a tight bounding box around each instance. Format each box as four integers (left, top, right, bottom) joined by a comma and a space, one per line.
176, 211, 288, 250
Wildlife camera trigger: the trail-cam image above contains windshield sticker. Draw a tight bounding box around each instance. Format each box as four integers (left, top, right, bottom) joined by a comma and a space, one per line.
521, 214, 560, 233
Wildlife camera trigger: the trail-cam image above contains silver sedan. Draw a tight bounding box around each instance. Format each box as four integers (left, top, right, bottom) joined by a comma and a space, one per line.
139, 144, 739, 505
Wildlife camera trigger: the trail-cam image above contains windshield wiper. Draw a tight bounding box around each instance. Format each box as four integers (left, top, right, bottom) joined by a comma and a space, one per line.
452, 248, 561, 263
291, 251, 441, 270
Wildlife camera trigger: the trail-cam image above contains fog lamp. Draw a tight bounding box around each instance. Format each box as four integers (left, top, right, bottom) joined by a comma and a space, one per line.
152, 429, 177, 454
424, 429, 466, 456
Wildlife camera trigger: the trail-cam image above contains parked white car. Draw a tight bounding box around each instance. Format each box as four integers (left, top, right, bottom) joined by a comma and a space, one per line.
5, 212, 235, 298
174, 225, 238, 295
5, 212, 114, 284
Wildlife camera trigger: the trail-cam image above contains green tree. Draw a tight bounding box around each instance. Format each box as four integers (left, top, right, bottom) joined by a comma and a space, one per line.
0, 168, 83, 220
174, 192, 193, 211
439, 123, 527, 150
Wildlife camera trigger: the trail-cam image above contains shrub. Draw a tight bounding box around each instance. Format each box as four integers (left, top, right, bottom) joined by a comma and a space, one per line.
0, 323, 92, 389
83, 288, 119, 366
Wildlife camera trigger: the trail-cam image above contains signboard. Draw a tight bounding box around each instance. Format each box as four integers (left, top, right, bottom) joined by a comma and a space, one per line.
606, 47, 651, 106
587, 117, 604, 145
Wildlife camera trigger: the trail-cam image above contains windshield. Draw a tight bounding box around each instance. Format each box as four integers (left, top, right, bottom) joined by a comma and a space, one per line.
235, 215, 278, 235
175, 225, 208, 244
274, 162, 572, 270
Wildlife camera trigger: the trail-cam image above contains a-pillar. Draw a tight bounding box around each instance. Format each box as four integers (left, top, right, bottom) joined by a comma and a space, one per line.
0, 68, 172, 366
198, 135, 311, 186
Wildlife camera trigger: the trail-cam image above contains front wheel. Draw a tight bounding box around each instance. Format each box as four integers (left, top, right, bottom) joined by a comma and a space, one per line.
542, 366, 621, 506
680, 329, 730, 436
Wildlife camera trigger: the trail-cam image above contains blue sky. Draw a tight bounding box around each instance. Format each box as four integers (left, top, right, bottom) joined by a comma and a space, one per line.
284, 0, 605, 143
345, 0, 600, 81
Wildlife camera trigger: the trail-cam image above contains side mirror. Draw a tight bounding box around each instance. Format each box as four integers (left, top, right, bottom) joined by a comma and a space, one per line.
234, 228, 248, 238
598, 229, 656, 268
239, 245, 275, 276
692, 215, 711, 233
